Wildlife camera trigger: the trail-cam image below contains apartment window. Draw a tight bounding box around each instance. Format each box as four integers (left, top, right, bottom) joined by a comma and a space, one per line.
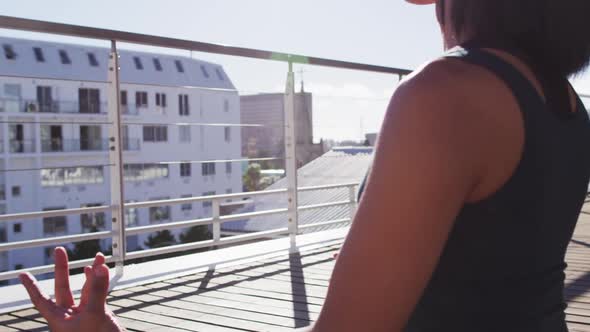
156, 93, 167, 107
43, 208, 67, 235
41, 167, 104, 187
224, 99, 230, 112
174, 60, 184, 73
59, 49, 71, 64
15, 264, 23, 270
180, 162, 192, 177
135, 91, 148, 107
13, 223, 22, 233
178, 94, 189, 115
143, 126, 168, 142
200, 65, 210, 78
87, 52, 99, 67
224, 127, 231, 142
202, 162, 216, 176
0, 228, 6, 242
123, 164, 169, 181
149, 200, 171, 224
124, 200, 138, 227
79, 88, 100, 114
120, 90, 127, 106
133, 56, 143, 70
33, 47, 45, 62
215, 68, 225, 81
202, 191, 215, 208
226, 189, 233, 195
179, 125, 191, 143
225, 162, 232, 174
181, 194, 192, 212
153, 58, 162, 71
80, 204, 106, 233
11, 186, 21, 197
3, 44, 16, 60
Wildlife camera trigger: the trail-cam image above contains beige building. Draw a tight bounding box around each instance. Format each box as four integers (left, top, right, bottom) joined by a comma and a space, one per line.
240, 87, 323, 168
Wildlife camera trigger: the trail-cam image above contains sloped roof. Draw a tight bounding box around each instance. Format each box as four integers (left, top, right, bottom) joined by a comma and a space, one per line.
223, 147, 374, 233
0, 36, 235, 90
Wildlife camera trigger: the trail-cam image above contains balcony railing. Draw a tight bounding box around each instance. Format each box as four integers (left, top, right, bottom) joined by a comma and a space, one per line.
9, 139, 35, 153
41, 138, 109, 153
123, 138, 140, 151
0, 98, 139, 115
0, 14, 412, 282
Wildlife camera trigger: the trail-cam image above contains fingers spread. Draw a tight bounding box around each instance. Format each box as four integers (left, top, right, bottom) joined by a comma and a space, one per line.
53, 247, 74, 307
19, 273, 58, 319
86, 264, 109, 314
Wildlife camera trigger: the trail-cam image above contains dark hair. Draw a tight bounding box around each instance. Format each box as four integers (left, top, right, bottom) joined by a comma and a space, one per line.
449, 0, 590, 77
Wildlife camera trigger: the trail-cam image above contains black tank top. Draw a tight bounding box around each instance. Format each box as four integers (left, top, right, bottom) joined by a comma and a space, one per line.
366, 46, 590, 331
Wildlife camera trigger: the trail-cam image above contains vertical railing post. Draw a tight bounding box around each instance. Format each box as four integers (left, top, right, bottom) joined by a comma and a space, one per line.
107, 40, 126, 277
284, 61, 299, 251
348, 185, 358, 222
212, 199, 221, 244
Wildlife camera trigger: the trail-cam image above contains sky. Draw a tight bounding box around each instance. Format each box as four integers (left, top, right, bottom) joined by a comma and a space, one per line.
2, 0, 589, 141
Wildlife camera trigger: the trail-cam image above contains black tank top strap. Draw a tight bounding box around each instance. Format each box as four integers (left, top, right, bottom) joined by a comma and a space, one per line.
444, 46, 545, 124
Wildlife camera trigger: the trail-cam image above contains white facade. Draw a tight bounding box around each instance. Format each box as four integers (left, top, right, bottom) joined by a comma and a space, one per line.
0, 37, 242, 276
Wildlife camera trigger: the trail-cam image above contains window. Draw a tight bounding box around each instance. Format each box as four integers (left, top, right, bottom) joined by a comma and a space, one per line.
149, 200, 171, 224
123, 164, 169, 181
0, 228, 6, 242
41, 167, 104, 187
13, 223, 22, 233
143, 126, 168, 142
180, 162, 191, 177
43, 208, 67, 235
156, 93, 167, 107
135, 91, 148, 107
181, 194, 192, 212
79, 88, 100, 113
224, 99, 230, 112
226, 189, 233, 194
153, 58, 162, 71
33, 47, 45, 62
225, 162, 232, 174
80, 204, 106, 233
200, 65, 210, 78
202, 162, 216, 176
174, 60, 184, 73
133, 56, 143, 70
124, 200, 139, 227
179, 125, 191, 143
11, 186, 21, 197
215, 68, 225, 81
178, 94, 189, 115
224, 127, 231, 142
59, 49, 71, 64
15, 264, 23, 270
3, 44, 16, 60
87, 52, 99, 67
202, 191, 215, 208
120, 90, 127, 106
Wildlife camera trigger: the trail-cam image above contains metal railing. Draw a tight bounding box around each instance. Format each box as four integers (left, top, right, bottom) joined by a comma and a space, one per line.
9, 139, 35, 153
41, 138, 110, 153
0, 15, 406, 281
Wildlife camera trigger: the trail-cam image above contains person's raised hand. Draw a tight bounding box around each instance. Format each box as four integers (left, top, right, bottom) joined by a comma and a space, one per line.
19, 247, 124, 332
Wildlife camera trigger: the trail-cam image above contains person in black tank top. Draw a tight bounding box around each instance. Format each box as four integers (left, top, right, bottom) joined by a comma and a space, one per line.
18, 1, 590, 332
307, 1, 590, 332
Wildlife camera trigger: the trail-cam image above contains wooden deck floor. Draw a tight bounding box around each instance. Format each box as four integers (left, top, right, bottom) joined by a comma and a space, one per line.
2, 208, 590, 331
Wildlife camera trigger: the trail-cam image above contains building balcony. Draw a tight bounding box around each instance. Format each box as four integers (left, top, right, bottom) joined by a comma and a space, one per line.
41, 138, 108, 153
8, 139, 35, 153
0, 99, 138, 115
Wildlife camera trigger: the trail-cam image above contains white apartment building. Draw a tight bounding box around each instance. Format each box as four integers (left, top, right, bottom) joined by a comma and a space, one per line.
0, 37, 242, 276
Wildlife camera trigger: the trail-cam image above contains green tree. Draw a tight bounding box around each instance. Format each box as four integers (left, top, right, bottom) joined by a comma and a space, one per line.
179, 226, 211, 243
69, 226, 111, 261
243, 163, 262, 192
144, 230, 177, 249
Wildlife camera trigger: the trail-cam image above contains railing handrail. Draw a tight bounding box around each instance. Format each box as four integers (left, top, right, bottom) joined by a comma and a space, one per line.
0, 183, 359, 223
0, 15, 412, 77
